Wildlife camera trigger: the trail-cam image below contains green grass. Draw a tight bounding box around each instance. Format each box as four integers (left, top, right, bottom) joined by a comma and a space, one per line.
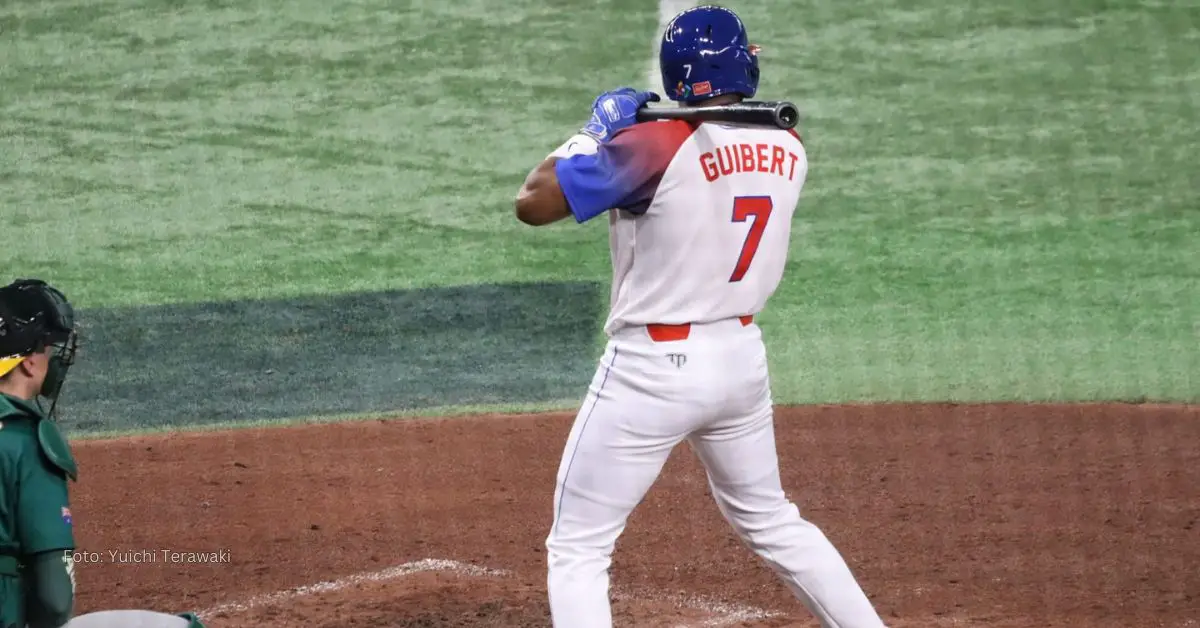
2, 0, 1197, 413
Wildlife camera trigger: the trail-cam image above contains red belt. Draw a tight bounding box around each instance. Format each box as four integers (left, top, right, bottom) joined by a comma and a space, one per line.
646, 315, 754, 342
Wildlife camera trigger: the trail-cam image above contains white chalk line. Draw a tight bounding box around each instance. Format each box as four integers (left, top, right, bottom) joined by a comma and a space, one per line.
197, 556, 780, 627
613, 587, 783, 627
645, 0, 698, 93
197, 558, 507, 618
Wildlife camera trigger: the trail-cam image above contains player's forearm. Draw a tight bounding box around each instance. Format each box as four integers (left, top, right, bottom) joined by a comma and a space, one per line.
25, 550, 75, 628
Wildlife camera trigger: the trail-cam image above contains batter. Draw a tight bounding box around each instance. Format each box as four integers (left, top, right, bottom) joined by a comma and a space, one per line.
514, 5, 887, 627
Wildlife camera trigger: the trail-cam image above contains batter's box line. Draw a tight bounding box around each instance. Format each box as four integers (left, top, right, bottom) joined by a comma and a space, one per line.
611, 587, 783, 628
196, 558, 507, 619
197, 557, 779, 628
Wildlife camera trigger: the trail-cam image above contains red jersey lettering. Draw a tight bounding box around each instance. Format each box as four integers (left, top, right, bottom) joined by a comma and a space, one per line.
698, 143, 802, 183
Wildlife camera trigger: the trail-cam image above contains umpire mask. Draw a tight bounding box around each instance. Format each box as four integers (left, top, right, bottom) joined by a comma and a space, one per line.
0, 279, 78, 418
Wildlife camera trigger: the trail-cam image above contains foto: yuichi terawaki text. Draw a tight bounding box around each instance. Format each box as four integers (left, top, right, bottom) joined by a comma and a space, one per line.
72, 549, 232, 564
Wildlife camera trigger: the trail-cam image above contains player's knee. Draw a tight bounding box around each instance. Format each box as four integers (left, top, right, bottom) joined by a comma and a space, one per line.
546, 544, 613, 580
546, 534, 609, 557
546, 528, 617, 565
727, 499, 808, 539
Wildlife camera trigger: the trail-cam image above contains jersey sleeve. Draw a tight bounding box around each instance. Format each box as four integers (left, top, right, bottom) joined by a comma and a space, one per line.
16, 449, 75, 555
554, 120, 695, 223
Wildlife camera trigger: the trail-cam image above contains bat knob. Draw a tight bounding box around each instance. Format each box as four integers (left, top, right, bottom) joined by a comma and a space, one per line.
773, 102, 800, 130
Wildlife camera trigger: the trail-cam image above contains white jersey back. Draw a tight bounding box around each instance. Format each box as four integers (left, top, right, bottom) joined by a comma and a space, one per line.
603, 122, 805, 336
554, 118, 807, 337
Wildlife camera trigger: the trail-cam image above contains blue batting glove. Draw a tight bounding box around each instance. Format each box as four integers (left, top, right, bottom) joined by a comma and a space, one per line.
581, 88, 661, 142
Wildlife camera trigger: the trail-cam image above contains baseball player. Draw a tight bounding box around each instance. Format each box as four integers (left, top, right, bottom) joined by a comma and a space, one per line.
0, 279, 205, 628
0, 278, 82, 628
514, 6, 887, 627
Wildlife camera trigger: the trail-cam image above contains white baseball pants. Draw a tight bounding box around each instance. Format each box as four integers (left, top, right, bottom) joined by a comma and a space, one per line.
545, 317, 886, 627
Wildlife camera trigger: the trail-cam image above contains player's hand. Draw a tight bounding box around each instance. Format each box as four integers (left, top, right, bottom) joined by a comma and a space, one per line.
581, 88, 660, 143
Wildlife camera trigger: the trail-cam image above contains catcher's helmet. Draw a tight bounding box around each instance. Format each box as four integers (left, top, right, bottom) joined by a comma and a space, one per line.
659, 5, 760, 104
0, 279, 78, 411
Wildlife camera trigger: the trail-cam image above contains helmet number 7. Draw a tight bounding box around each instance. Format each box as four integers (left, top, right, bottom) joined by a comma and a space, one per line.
728, 196, 773, 283
683, 64, 692, 78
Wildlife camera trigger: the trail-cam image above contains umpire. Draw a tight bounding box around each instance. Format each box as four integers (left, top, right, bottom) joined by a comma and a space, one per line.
0, 279, 80, 628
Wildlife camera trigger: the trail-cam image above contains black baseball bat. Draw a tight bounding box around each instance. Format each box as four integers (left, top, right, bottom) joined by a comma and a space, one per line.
634, 100, 799, 130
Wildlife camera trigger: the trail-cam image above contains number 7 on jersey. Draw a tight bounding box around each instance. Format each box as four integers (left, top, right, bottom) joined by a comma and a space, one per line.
728, 196, 773, 282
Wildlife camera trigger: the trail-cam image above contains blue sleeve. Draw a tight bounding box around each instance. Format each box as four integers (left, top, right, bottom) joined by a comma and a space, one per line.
553, 124, 683, 223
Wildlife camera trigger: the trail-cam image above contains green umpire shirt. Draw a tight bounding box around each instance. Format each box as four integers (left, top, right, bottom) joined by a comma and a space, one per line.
0, 392, 76, 628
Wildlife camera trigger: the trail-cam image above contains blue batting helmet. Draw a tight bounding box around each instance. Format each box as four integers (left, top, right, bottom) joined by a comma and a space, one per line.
659, 5, 760, 104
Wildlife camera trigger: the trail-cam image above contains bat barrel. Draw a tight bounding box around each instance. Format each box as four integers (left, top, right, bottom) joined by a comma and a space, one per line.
635, 101, 799, 130
772, 102, 800, 129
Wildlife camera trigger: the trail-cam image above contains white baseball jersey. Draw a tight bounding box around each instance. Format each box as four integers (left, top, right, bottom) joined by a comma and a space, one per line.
555, 120, 807, 335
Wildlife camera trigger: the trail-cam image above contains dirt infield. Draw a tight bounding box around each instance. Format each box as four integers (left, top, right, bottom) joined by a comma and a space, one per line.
68, 403, 1198, 627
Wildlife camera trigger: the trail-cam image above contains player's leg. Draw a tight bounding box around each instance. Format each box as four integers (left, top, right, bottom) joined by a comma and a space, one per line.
546, 343, 695, 628
687, 356, 886, 627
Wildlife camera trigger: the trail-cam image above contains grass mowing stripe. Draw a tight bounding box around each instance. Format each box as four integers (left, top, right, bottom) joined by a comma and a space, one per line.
58, 282, 604, 433
66, 399, 581, 441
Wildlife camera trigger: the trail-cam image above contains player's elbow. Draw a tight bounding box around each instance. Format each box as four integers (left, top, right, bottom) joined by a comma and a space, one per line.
514, 191, 556, 226
513, 189, 538, 225
514, 160, 570, 226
